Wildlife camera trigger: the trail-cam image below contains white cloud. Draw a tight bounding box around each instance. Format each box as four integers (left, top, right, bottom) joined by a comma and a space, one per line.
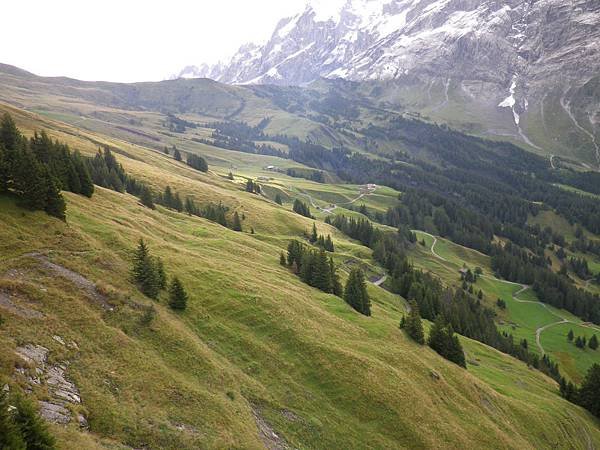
0, 0, 306, 82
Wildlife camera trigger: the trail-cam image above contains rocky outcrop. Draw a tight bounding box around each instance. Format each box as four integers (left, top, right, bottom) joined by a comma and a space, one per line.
14, 342, 86, 427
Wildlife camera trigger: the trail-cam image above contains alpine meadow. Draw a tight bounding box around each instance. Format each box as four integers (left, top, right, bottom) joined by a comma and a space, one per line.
1, 1, 600, 449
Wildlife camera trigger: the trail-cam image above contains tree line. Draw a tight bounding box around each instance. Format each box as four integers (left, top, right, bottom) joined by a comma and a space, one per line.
0, 114, 93, 220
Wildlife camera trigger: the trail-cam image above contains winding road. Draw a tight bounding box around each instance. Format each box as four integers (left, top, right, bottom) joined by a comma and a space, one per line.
420, 230, 600, 354
287, 185, 376, 215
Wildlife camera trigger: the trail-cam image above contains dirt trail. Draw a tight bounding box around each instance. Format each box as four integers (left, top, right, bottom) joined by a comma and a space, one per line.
2, 252, 113, 311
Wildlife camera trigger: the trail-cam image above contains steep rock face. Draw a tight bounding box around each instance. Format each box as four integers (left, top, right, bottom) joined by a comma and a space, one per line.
175, 0, 600, 165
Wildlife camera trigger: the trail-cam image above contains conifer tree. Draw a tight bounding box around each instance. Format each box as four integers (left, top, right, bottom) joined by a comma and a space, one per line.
14, 150, 47, 211
280, 252, 287, 266
232, 211, 243, 232
155, 258, 167, 290
310, 223, 318, 243
312, 249, 332, 293
139, 186, 155, 209
578, 364, 600, 417
72, 151, 94, 198
184, 196, 197, 215
428, 315, 466, 368
344, 268, 371, 316
330, 257, 343, 297
0, 391, 26, 450
173, 148, 182, 161
12, 393, 56, 449
325, 235, 334, 252
589, 334, 598, 350
43, 170, 66, 221
228, 171, 234, 180
403, 300, 425, 344
568, 329, 574, 341
132, 239, 159, 299
168, 276, 188, 310
173, 192, 183, 212
275, 193, 282, 205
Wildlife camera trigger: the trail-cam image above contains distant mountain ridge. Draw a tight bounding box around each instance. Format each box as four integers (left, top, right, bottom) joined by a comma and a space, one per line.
174, 0, 600, 166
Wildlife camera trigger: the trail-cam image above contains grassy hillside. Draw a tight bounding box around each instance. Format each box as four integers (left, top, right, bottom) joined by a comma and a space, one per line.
1, 104, 599, 449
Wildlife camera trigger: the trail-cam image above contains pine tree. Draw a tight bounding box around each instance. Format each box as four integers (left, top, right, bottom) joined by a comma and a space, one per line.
245, 179, 255, 193
72, 151, 94, 198
0, 391, 26, 450
578, 364, 600, 417
344, 268, 371, 316
132, 239, 159, 299
228, 171, 234, 180
575, 336, 584, 348
567, 329, 574, 342
173, 148, 182, 161
185, 196, 197, 215
43, 170, 66, 220
403, 300, 425, 344
14, 150, 47, 211
168, 277, 188, 310
173, 192, 183, 212
330, 257, 343, 297
12, 394, 56, 449
275, 193, 282, 205
232, 211, 243, 232
310, 223, 318, 243
155, 258, 167, 290
139, 186, 155, 209
428, 315, 466, 368
325, 235, 334, 252
589, 334, 598, 350
312, 249, 332, 293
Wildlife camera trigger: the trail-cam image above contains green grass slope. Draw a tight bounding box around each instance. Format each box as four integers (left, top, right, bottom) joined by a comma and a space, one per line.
0, 104, 599, 449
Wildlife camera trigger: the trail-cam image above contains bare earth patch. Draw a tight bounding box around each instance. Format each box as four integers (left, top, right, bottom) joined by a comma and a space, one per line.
0, 290, 44, 319
251, 405, 291, 450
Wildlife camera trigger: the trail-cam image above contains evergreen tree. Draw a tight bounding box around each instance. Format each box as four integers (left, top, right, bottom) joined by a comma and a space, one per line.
330, 257, 343, 297
13, 150, 47, 211
173, 192, 183, 212
312, 249, 332, 293
139, 186, 155, 209
72, 151, 94, 198
325, 235, 334, 252
280, 252, 287, 266
132, 239, 159, 299
43, 170, 66, 221
310, 223, 318, 243
344, 268, 371, 316
0, 391, 26, 450
275, 193, 283, 205
403, 300, 425, 344
232, 211, 243, 232
589, 334, 598, 350
12, 394, 56, 449
578, 364, 600, 417
155, 258, 167, 290
173, 148, 182, 161
567, 329, 574, 342
428, 315, 466, 368
186, 154, 208, 172
168, 277, 188, 310
228, 171, 234, 180
184, 196, 196, 215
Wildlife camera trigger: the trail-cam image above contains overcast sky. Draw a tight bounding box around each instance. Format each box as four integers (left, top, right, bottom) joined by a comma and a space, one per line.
0, 0, 332, 82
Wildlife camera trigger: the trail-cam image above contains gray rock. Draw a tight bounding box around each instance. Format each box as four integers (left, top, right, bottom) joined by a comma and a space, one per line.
39, 401, 70, 424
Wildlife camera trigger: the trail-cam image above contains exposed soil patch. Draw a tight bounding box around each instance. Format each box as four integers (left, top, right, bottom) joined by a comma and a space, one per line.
0, 290, 44, 318
251, 405, 291, 450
